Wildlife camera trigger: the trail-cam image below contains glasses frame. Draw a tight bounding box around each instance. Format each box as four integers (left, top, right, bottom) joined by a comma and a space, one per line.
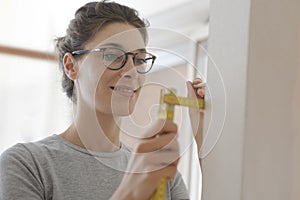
71, 47, 156, 74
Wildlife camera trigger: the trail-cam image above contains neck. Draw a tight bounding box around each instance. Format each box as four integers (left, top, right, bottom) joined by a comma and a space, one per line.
61, 102, 121, 152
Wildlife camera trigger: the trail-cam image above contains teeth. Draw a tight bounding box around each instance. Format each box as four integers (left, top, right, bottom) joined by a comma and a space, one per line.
114, 87, 134, 93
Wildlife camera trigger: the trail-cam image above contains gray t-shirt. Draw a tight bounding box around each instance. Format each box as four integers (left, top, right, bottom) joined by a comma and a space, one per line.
0, 134, 189, 200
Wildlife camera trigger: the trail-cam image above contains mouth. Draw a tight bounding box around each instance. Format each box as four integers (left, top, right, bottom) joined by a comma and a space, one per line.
110, 86, 139, 97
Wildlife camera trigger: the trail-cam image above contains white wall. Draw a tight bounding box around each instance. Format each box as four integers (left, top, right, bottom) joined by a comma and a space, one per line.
202, 0, 300, 199
242, 0, 299, 199
201, 0, 251, 199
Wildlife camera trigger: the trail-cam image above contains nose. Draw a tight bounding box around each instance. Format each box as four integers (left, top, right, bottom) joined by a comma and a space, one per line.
120, 54, 138, 79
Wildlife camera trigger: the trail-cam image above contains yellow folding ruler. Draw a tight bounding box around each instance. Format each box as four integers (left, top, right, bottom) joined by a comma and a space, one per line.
150, 88, 205, 200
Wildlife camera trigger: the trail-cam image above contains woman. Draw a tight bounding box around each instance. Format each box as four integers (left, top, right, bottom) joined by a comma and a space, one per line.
0, 1, 205, 199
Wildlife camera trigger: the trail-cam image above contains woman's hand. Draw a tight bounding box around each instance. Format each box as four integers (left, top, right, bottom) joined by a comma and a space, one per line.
186, 78, 205, 158
111, 119, 179, 200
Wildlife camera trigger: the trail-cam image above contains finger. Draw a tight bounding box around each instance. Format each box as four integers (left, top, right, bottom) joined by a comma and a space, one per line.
135, 132, 177, 153
193, 78, 203, 84
152, 150, 180, 168
187, 81, 205, 100
129, 145, 180, 174
172, 158, 179, 167
157, 120, 178, 135
130, 139, 179, 173
197, 88, 205, 98
151, 133, 178, 152
186, 81, 198, 98
149, 163, 178, 181
139, 118, 171, 138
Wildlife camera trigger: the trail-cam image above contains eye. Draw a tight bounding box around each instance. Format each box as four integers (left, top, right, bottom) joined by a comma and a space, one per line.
104, 53, 121, 61
134, 52, 151, 65
135, 58, 147, 65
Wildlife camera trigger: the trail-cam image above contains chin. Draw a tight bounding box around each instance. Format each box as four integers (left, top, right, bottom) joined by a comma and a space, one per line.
113, 110, 133, 117
111, 101, 136, 117
110, 89, 140, 116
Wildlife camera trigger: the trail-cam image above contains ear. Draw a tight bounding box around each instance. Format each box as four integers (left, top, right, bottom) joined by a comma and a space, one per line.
63, 53, 79, 80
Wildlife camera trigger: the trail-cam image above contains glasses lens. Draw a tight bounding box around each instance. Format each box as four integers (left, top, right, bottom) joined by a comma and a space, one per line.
134, 52, 154, 73
102, 48, 125, 69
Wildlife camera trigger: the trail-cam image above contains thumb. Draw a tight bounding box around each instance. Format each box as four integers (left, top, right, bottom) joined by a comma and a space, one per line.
186, 81, 197, 98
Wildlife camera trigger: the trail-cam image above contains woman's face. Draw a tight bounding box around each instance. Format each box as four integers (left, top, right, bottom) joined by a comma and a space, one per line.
75, 22, 147, 116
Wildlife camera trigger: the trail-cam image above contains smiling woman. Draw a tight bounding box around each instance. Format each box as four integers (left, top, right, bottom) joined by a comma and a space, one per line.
0, 1, 205, 200
0, 1, 202, 199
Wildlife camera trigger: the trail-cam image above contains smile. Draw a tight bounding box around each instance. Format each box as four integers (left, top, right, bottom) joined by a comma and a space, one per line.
110, 86, 138, 97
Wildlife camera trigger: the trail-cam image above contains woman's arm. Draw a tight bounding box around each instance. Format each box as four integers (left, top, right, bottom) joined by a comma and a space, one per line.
0, 144, 44, 200
186, 78, 206, 165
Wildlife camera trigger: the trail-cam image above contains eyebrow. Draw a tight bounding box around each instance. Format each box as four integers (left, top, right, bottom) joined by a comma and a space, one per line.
100, 42, 147, 52
101, 42, 124, 49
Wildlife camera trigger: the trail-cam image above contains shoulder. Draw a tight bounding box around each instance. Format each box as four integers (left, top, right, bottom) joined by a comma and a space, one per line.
0, 143, 40, 188
1, 143, 32, 165
0, 135, 64, 184
0, 142, 48, 199
0, 135, 60, 167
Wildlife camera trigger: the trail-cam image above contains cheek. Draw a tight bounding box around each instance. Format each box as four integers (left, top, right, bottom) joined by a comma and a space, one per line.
77, 60, 108, 105
94, 82, 113, 114
94, 70, 116, 101
136, 75, 146, 96
95, 77, 111, 97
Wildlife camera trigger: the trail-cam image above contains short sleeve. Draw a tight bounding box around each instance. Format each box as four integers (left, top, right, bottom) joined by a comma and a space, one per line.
168, 171, 190, 200
0, 144, 44, 200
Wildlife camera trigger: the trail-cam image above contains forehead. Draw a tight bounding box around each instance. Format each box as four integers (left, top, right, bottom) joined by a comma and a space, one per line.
84, 22, 146, 51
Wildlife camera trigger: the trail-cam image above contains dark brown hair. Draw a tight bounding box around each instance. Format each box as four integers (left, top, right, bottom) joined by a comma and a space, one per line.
55, 1, 149, 103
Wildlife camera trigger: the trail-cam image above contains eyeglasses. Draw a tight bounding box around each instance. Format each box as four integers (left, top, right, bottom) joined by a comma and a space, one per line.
71, 47, 156, 74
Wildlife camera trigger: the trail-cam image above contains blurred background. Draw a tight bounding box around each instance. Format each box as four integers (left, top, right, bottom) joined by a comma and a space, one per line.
0, 0, 209, 199
2, 1, 298, 200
